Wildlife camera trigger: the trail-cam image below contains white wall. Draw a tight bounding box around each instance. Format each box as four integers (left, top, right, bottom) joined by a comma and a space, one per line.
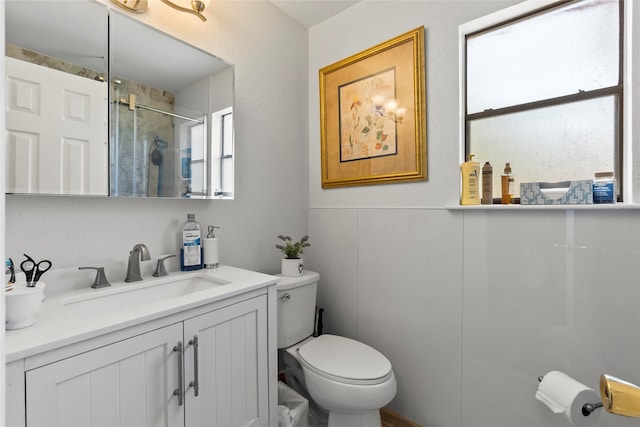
1, 1, 6, 422
4, 1, 310, 274
308, 1, 640, 427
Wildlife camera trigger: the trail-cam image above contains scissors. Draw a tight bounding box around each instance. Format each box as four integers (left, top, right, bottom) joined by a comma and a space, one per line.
20, 254, 52, 287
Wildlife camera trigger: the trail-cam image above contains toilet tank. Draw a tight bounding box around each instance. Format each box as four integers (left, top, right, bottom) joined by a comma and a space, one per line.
277, 271, 320, 349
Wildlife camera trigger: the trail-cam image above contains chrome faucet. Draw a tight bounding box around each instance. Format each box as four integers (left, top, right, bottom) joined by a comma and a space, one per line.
125, 244, 151, 282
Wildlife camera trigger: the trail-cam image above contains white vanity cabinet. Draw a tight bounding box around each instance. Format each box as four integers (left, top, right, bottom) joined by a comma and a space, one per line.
26, 323, 184, 427
183, 295, 268, 426
10, 293, 272, 427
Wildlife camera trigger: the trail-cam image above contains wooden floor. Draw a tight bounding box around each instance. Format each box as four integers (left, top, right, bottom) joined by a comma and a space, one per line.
381, 408, 422, 427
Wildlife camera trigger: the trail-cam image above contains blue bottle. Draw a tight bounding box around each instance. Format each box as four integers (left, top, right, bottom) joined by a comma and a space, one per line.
180, 214, 203, 271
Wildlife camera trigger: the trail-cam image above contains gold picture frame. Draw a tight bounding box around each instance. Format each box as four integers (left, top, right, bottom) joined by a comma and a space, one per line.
319, 27, 427, 188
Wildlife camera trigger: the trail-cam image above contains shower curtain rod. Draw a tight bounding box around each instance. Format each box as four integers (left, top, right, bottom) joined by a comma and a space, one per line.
115, 95, 205, 124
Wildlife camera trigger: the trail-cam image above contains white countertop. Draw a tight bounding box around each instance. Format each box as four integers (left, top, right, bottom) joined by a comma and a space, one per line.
5, 265, 279, 362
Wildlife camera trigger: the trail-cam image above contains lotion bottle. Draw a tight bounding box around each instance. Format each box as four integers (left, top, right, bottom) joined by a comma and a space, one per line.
501, 163, 514, 204
460, 154, 480, 205
180, 213, 203, 271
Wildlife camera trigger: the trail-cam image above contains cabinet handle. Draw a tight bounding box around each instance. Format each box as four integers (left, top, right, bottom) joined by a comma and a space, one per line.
173, 341, 184, 406
189, 335, 200, 397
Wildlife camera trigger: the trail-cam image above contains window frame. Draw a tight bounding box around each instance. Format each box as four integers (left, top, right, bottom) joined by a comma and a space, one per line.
459, 0, 632, 203
219, 110, 234, 195
188, 121, 206, 196
211, 106, 234, 198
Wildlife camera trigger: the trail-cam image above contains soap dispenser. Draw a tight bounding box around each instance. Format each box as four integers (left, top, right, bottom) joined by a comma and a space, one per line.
460, 155, 480, 205
203, 225, 220, 269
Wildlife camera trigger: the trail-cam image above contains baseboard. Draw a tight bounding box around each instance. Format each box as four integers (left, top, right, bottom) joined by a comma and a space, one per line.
381, 407, 422, 427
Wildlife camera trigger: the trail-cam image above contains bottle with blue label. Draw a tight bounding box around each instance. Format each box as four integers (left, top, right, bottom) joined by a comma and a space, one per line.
180, 213, 203, 271
5, 258, 15, 286
593, 172, 616, 204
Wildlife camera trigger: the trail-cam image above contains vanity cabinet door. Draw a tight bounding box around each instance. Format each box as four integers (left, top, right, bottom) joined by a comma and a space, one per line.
183, 295, 269, 427
25, 323, 184, 427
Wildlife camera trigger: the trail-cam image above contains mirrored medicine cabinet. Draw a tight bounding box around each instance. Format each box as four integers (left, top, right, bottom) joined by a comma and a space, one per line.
5, 0, 235, 199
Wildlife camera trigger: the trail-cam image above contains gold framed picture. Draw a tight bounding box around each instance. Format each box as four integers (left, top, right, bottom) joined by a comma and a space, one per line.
319, 27, 427, 188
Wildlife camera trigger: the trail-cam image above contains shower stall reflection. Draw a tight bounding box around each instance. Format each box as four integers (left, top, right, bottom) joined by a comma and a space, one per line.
110, 81, 207, 197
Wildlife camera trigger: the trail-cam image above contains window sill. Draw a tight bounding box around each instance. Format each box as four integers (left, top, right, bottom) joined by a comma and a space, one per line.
447, 203, 640, 210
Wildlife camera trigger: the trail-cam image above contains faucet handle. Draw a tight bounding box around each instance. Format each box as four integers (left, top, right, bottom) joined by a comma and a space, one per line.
153, 254, 176, 277
79, 266, 111, 289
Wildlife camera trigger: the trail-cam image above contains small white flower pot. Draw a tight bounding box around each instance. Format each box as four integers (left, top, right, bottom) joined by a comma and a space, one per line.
281, 258, 304, 277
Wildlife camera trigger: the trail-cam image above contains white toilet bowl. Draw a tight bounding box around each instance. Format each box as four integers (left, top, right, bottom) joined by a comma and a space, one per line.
277, 272, 397, 427
295, 334, 397, 427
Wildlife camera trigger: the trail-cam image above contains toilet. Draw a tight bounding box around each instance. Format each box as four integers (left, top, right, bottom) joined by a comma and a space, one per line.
277, 271, 397, 427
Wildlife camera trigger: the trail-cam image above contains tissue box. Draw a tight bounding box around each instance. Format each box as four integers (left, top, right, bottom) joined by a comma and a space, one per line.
520, 180, 593, 205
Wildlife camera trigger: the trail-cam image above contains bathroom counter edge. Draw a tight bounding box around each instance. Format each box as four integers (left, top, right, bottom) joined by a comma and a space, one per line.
5, 265, 280, 362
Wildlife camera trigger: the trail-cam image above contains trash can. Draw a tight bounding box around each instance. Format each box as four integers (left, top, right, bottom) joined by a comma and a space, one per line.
278, 381, 309, 427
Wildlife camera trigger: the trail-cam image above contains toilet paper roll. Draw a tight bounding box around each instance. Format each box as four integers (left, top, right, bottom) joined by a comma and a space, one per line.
203, 237, 219, 268
536, 371, 601, 427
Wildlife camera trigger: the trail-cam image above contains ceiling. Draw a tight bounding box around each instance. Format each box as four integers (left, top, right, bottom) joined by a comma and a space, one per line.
270, 0, 361, 28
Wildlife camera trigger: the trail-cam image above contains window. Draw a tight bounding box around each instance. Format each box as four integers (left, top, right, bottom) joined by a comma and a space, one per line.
461, 0, 624, 201
189, 122, 206, 196
211, 107, 234, 197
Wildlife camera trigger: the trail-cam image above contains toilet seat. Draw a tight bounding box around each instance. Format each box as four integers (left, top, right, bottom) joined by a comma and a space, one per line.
297, 335, 392, 386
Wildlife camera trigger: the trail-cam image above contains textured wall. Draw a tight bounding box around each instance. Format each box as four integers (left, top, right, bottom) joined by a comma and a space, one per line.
5, 1, 310, 274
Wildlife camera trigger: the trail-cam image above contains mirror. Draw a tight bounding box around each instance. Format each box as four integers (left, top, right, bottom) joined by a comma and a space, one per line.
5, 1, 109, 195
4, 1, 235, 199
109, 10, 234, 199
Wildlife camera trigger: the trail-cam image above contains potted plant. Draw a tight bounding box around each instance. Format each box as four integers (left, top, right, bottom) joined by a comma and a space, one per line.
276, 235, 310, 277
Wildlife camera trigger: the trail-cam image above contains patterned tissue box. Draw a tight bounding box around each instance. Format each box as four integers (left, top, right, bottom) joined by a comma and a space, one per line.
520, 180, 593, 205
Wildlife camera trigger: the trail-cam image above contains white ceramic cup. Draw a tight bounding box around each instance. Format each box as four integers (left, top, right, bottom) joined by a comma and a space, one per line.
5, 282, 46, 330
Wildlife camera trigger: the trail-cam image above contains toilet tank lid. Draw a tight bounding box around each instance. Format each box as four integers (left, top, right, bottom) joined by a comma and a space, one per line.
276, 271, 320, 290
298, 334, 392, 382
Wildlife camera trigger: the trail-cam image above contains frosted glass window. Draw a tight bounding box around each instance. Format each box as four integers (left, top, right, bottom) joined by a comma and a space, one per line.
191, 161, 204, 194
188, 123, 206, 195
190, 124, 205, 160
467, 0, 619, 114
220, 111, 234, 196
469, 96, 617, 198
211, 108, 233, 197
464, 0, 623, 201
222, 113, 233, 156
222, 157, 233, 194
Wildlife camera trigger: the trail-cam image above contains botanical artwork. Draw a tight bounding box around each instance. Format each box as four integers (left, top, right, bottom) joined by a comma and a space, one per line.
339, 68, 407, 162
319, 27, 426, 188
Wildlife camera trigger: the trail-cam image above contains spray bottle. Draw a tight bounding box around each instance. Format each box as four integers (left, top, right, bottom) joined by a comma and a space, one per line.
482, 162, 493, 204
501, 163, 514, 204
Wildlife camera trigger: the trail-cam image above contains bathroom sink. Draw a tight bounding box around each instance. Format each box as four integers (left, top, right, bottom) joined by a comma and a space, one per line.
62, 274, 229, 317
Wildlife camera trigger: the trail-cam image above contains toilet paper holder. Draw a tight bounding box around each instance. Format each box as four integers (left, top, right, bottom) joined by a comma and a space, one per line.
581, 402, 603, 416
538, 375, 603, 416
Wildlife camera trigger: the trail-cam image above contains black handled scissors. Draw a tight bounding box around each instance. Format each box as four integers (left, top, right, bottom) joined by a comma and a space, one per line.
20, 254, 52, 287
